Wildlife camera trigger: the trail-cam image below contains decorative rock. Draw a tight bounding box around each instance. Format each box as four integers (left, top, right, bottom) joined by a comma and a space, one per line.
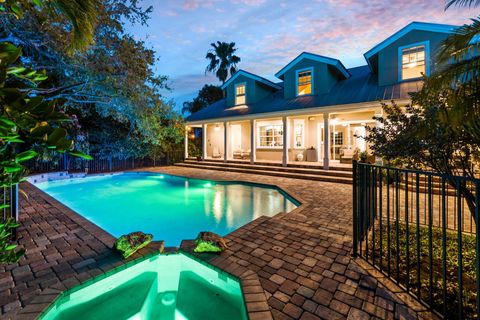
194, 231, 227, 253
113, 231, 153, 259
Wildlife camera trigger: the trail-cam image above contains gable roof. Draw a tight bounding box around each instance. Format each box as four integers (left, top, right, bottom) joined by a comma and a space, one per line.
187, 65, 421, 123
274, 52, 351, 80
220, 69, 281, 90
364, 22, 458, 68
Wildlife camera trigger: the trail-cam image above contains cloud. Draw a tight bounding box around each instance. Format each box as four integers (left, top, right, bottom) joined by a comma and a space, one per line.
127, 0, 474, 104
232, 0, 266, 6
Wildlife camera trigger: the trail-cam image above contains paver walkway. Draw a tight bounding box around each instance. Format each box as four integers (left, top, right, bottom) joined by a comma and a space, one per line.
1, 166, 435, 319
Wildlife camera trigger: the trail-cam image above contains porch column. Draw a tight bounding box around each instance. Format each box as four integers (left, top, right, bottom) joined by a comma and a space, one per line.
224, 121, 228, 162
202, 124, 207, 160
282, 116, 288, 167
250, 119, 256, 164
323, 113, 329, 170
184, 126, 189, 159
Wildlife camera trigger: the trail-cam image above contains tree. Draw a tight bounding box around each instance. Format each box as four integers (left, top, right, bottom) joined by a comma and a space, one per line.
205, 41, 241, 84
1, 0, 99, 52
182, 84, 223, 114
0, 1, 94, 263
1, 1, 183, 158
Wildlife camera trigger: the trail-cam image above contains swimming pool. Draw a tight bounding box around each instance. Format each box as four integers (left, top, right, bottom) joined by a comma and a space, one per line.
40, 252, 248, 320
34, 172, 298, 246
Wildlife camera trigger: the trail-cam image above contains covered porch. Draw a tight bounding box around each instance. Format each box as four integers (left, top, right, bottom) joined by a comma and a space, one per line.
185, 108, 381, 169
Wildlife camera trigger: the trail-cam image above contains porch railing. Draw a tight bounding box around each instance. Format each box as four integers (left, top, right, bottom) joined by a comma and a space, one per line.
352, 161, 480, 319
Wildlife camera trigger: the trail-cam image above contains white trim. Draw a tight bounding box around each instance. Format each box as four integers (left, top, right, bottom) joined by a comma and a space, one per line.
234, 82, 247, 105
293, 119, 305, 149
275, 52, 350, 79
221, 70, 281, 90
295, 67, 314, 97
398, 41, 430, 82
364, 22, 457, 67
186, 99, 404, 125
256, 120, 284, 149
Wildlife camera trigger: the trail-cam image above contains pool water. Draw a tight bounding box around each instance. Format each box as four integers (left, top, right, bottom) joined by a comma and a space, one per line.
35, 172, 298, 246
40, 253, 248, 320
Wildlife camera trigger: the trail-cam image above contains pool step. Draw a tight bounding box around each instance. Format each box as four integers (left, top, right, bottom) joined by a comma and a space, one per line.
175, 161, 352, 184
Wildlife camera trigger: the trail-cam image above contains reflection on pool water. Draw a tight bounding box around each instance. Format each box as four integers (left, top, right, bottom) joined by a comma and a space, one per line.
34, 172, 298, 246
40, 253, 248, 320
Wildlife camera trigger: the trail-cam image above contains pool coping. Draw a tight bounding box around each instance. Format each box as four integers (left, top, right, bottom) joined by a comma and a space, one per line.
16, 173, 283, 320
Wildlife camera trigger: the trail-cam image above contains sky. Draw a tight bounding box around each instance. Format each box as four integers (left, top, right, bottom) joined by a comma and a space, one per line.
125, 0, 474, 112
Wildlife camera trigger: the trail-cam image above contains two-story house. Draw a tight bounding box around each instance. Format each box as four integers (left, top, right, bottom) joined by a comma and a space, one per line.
184, 22, 457, 170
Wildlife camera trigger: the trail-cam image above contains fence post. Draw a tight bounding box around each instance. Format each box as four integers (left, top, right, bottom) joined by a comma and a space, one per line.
63, 153, 68, 171
10, 184, 19, 239
352, 160, 358, 257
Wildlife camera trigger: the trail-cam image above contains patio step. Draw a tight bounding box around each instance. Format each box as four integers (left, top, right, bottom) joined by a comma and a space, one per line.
187, 158, 352, 172
183, 160, 352, 178
175, 161, 352, 184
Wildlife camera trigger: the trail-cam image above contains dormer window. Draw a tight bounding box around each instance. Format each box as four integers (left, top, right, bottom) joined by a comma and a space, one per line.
296, 68, 313, 96
235, 83, 246, 105
399, 42, 429, 81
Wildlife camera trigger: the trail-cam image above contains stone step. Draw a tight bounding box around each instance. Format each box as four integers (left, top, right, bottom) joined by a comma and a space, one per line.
175, 162, 352, 185
186, 157, 352, 172
184, 160, 352, 178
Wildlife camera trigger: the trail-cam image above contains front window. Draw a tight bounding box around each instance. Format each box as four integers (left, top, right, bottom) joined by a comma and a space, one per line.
258, 125, 283, 148
401, 45, 426, 80
297, 70, 312, 96
294, 119, 305, 148
235, 83, 246, 105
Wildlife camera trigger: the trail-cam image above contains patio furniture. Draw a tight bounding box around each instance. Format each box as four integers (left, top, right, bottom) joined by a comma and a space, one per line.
306, 148, 318, 162
233, 149, 251, 160
212, 147, 222, 158
340, 147, 356, 164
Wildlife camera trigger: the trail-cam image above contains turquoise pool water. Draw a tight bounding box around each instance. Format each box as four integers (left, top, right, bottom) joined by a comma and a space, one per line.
40, 253, 248, 320
35, 172, 298, 246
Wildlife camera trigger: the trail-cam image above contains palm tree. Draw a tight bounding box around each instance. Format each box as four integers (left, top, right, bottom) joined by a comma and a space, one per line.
50, 0, 99, 52
3, 0, 98, 52
205, 41, 241, 84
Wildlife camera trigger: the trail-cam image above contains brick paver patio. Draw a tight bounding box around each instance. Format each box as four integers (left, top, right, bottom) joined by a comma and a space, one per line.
1, 166, 435, 319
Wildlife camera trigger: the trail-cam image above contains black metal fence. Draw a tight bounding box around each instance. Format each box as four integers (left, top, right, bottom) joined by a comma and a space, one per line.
26, 150, 185, 174
352, 161, 480, 319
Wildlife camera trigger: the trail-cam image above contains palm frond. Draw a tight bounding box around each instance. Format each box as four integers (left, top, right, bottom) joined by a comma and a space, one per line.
51, 0, 99, 53
446, 0, 480, 9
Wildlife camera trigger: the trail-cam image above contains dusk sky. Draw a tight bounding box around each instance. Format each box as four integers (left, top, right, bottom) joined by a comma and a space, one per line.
126, 0, 474, 111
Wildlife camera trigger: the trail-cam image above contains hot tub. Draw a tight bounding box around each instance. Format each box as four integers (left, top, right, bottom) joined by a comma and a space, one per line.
39, 253, 247, 320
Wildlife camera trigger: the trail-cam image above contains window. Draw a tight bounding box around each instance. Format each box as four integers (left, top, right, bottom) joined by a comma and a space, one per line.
331, 132, 343, 146
400, 44, 427, 80
293, 119, 305, 148
258, 125, 283, 148
297, 69, 312, 96
235, 83, 246, 105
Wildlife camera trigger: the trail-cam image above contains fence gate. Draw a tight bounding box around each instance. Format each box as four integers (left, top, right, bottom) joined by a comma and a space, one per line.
352, 161, 480, 319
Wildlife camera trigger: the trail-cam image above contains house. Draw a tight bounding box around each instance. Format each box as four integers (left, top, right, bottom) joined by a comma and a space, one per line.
184, 22, 457, 169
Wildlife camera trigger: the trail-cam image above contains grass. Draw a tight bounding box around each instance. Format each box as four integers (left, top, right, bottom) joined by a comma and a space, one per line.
366, 221, 477, 319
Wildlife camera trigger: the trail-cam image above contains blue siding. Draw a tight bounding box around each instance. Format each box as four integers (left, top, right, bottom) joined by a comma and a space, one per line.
377, 30, 450, 86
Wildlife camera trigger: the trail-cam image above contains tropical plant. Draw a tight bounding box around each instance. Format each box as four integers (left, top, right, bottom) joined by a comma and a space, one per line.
205, 41, 241, 84
0, 0, 95, 264
1, 0, 182, 159
182, 84, 223, 114
0, 0, 99, 52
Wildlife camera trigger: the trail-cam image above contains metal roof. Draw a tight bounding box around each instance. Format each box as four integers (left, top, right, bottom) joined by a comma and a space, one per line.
220, 69, 281, 90
275, 52, 351, 80
186, 65, 422, 122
